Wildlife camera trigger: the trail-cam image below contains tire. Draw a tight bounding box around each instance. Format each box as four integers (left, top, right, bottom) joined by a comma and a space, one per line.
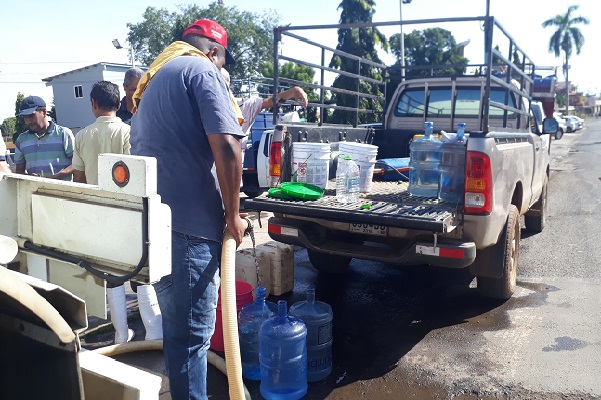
476, 205, 520, 300
524, 174, 548, 233
555, 128, 564, 140
307, 250, 351, 274
243, 189, 264, 198
242, 174, 264, 198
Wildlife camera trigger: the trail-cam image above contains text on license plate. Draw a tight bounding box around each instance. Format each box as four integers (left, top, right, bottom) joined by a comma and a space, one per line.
349, 223, 388, 236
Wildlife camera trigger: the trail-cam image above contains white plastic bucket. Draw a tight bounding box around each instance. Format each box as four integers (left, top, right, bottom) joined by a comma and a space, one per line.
339, 142, 378, 192
292, 142, 331, 189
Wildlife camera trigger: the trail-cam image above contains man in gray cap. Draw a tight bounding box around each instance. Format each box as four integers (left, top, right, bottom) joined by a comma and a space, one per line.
14, 96, 74, 180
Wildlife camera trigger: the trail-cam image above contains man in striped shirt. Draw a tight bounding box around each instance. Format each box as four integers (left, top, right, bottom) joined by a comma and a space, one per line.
14, 96, 74, 180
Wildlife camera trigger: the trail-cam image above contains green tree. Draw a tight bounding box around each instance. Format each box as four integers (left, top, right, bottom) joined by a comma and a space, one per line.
48, 101, 57, 122
262, 62, 320, 122
13, 93, 28, 143
328, 0, 388, 125
1, 118, 17, 139
391, 28, 468, 79
542, 5, 589, 115
126, 2, 279, 78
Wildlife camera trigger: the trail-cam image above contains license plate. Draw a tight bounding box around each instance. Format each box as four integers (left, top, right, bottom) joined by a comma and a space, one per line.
349, 223, 388, 236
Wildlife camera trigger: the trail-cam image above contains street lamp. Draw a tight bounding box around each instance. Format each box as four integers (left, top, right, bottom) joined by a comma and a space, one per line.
399, 0, 412, 81
112, 39, 135, 68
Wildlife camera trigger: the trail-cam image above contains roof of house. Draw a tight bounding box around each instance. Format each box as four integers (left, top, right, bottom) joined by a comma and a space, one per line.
42, 62, 135, 82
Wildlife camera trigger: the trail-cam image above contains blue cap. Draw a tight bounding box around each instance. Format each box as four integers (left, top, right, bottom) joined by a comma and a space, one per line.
17, 96, 46, 116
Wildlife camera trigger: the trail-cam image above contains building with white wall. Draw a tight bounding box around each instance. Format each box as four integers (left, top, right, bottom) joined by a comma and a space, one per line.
43, 63, 144, 134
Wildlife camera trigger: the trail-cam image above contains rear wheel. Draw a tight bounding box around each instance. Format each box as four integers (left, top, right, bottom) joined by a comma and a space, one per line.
524, 174, 548, 233
477, 205, 520, 300
307, 250, 351, 274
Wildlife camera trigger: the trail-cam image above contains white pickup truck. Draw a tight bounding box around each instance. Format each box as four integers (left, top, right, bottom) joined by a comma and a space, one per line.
246, 13, 558, 300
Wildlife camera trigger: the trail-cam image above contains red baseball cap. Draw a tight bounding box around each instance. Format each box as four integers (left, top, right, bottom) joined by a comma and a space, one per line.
183, 19, 235, 65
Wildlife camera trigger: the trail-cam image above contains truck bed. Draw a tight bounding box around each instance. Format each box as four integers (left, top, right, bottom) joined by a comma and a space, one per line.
245, 181, 459, 233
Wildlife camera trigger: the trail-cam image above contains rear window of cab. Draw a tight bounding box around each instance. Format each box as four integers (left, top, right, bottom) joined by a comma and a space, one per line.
394, 87, 517, 119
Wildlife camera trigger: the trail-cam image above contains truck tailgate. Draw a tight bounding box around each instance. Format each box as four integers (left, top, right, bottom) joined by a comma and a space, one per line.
245, 181, 459, 233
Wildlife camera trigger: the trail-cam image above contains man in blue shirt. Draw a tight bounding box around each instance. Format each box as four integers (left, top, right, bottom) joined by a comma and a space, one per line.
130, 19, 246, 400
14, 96, 74, 180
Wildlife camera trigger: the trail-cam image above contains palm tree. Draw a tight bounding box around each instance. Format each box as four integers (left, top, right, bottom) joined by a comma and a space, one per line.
542, 5, 589, 115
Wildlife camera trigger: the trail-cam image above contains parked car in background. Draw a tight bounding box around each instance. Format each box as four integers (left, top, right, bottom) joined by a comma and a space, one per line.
563, 116, 579, 133
553, 114, 566, 139
573, 116, 584, 130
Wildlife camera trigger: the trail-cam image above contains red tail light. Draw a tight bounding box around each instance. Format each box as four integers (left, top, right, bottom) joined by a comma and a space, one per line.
269, 141, 282, 188
464, 151, 492, 215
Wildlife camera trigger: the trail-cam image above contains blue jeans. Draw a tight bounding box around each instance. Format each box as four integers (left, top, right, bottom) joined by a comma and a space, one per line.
154, 231, 221, 400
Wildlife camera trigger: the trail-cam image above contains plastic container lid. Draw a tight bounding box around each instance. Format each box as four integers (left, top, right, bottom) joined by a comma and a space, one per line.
268, 187, 298, 200
280, 182, 324, 200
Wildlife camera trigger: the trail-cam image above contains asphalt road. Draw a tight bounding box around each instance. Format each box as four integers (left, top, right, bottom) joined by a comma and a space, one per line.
82, 120, 601, 399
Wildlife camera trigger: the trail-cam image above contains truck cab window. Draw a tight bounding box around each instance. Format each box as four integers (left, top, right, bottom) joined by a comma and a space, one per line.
395, 88, 425, 117
427, 88, 453, 117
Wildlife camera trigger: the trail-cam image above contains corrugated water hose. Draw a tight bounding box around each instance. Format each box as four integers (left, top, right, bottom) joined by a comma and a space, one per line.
220, 216, 254, 400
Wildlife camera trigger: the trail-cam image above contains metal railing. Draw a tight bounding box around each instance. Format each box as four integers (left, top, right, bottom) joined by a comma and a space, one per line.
270, 7, 538, 133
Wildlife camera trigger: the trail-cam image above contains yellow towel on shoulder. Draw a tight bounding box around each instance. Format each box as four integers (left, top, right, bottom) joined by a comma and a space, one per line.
132, 41, 244, 126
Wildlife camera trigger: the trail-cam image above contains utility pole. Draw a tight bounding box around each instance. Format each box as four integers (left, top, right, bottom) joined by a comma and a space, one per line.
129, 48, 135, 68
399, 0, 412, 81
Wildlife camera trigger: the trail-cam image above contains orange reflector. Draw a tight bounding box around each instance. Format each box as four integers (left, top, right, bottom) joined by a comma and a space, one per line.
465, 178, 487, 191
112, 162, 130, 187
270, 164, 281, 176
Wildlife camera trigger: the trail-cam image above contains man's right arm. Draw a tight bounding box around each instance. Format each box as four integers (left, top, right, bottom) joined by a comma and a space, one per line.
208, 133, 246, 247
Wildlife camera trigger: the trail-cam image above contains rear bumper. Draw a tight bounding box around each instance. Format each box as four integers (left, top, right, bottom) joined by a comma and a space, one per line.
267, 217, 476, 268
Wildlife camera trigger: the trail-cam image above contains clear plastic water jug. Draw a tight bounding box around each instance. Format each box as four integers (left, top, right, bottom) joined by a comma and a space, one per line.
259, 300, 308, 400
238, 286, 277, 380
336, 155, 360, 204
439, 123, 467, 203
289, 287, 333, 382
409, 122, 442, 198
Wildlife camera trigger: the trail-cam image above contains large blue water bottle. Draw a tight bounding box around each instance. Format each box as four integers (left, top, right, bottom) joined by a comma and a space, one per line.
438, 123, 467, 203
289, 287, 333, 382
259, 300, 308, 400
409, 121, 442, 198
238, 286, 277, 380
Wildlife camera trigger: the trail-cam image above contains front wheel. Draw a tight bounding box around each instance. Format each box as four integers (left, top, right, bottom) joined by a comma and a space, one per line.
242, 174, 264, 198
476, 205, 520, 300
307, 250, 351, 274
555, 128, 564, 140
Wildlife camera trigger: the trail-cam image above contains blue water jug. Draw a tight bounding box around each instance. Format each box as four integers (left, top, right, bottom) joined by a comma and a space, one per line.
409, 122, 442, 197
289, 287, 333, 382
238, 286, 277, 380
259, 300, 308, 400
439, 123, 467, 204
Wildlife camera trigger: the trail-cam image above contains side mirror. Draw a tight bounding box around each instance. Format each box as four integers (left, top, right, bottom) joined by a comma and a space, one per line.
542, 118, 558, 135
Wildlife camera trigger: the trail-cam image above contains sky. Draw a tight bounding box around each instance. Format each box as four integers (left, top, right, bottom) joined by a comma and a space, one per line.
1, 0, 598, 123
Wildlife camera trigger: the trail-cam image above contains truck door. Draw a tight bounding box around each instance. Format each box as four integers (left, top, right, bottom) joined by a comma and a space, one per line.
529, 102, 549, 203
